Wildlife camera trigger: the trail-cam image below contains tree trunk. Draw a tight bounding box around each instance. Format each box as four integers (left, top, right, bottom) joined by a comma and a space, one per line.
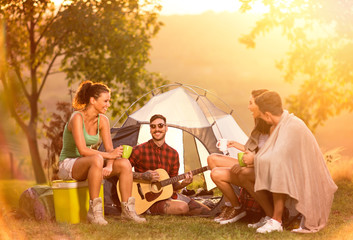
26, 126, 47, 184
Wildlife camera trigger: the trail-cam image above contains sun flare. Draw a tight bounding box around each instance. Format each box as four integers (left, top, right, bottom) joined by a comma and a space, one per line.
159, 0, 269, 15
51, 0, 270, 15
51, 0, 63, 5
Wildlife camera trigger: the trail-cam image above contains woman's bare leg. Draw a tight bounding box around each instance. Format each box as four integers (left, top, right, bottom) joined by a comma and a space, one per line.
72, 154, 104, 200
207, 153, 237, 169
208, 154, 238, 204
109, 158, 133, 202
211, 167, 241, 207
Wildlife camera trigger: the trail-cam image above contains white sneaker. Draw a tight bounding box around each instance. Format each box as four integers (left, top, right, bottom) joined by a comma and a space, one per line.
219, 207, 247, 225
248, 216, 271, 228
291, 227, 304, 233
256, 218, 283, 233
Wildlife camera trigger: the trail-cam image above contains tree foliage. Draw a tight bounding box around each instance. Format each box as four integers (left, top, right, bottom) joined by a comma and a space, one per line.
42, 101, 71, 181
52, 0, 167, 116
239, 0, 353, 131
0, 0, 166, 183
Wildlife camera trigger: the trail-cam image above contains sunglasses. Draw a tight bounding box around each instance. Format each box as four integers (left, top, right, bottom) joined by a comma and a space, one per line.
150, 123, 165, 129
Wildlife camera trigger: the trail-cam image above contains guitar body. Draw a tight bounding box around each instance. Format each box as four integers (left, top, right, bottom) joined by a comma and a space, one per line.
117, 168, 174, 215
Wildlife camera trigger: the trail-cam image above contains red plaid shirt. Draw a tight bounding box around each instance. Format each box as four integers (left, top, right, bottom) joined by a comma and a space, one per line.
129, 139, 180, 177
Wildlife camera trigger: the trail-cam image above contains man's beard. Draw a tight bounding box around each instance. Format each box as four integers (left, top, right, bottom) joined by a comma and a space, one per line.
152, 131, 165, 141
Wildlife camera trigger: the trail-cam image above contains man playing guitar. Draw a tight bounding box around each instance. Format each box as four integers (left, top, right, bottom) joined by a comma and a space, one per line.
128, 114, 210, 215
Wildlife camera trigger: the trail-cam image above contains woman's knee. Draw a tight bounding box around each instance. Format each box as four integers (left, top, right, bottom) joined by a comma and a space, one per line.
90, 154, 104, 168
207, 154, 220, 168
113, 158, 132, 172
210, 168, 223, 182
207, 154, 215, 166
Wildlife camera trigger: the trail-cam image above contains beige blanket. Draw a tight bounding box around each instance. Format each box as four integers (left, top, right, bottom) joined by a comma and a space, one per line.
254, 110, 337, 232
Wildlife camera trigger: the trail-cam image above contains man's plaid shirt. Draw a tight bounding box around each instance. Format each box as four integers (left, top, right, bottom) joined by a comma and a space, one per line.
129, 139, 180, 177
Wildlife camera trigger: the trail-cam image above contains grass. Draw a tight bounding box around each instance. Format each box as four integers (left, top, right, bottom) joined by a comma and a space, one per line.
1, 153, 353, 240
1, 179, 353, 240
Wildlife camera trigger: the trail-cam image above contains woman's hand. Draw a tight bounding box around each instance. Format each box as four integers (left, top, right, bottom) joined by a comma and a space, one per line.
107, 146, 123, 159
243, 150, 255, 166
102, 164, 113, 178
230, 164, 243, 175
227, 140, 245, 152
227, 140, 237, 148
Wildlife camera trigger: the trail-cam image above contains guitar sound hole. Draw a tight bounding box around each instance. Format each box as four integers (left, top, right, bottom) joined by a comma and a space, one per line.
151, 182, 162, 192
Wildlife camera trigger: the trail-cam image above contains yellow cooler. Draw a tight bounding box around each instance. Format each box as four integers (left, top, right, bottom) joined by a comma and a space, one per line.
52, 180, 104, 224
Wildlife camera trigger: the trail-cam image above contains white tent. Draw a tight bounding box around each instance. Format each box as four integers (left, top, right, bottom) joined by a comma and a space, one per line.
109, 84, 248, 190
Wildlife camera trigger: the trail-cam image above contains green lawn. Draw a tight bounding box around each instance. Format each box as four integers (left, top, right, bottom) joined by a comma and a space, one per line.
1, 179, 353, 240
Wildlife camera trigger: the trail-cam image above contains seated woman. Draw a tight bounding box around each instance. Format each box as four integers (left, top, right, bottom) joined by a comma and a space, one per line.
251, 91, 337, 233
58, 80, 146, 224
207, 89, 272, 225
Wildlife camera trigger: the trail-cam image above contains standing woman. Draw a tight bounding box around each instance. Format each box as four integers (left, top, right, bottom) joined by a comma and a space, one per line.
58, 80, 146, 225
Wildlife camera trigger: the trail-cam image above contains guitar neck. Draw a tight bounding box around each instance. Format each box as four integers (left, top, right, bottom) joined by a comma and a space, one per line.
160, 166, 209, 187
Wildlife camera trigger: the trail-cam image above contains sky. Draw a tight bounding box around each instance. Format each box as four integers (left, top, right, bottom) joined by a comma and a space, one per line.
159, 0, 269, 15
52, 0, 269, 15
158, 0, 244, 15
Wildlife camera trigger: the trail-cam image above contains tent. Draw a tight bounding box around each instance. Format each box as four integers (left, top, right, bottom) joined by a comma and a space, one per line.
101, 84, 248, 192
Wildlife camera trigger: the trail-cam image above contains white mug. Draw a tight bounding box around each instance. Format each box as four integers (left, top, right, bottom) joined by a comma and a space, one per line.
216, 138, 228, 153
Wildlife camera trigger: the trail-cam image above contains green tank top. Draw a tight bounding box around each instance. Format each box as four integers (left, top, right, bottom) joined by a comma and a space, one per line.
59, 112, 100, 161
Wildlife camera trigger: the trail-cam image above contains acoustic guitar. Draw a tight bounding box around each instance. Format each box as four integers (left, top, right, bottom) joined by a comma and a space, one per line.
117, 166, 209, 215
